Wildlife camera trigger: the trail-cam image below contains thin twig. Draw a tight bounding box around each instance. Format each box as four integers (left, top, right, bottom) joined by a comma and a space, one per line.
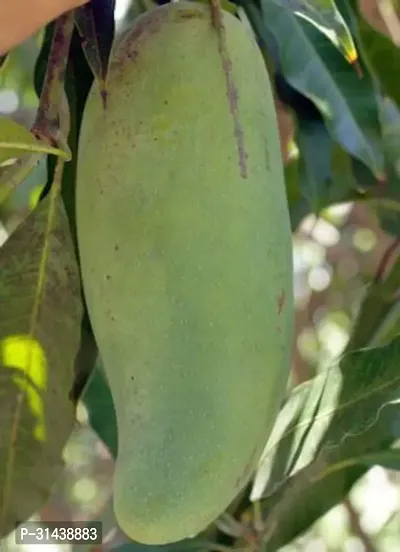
33, 12, 75, 143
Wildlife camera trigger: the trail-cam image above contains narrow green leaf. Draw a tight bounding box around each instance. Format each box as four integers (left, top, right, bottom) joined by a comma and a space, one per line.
278, 0, 358, 63
74, 0, 115, 106
252, 335, 400, 501
345, 0, 400, 109
251, 381, 312, 501
0, 116, 70, 164
260, 0, 385, 177
0, 178, 83, 536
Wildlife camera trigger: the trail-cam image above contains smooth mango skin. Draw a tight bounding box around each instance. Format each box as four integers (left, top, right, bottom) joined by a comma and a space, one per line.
76, 2, 293, 545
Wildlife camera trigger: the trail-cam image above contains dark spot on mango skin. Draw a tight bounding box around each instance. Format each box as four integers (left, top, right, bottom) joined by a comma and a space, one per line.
277, 289, 285, 315
111, 8, 169, 72
111, 5, 206, 75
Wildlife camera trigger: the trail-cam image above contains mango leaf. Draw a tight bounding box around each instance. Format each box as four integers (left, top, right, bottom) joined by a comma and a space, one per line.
81, 357, 118, 458
277, 0, 358, 63
252, 333, 400, 500
252, 336, 400, 551
0, 116, 69, 166
260, 0, 385, 178
257, 406, 398, 551
344, 0, 400, 109
75, 0, 116, 104
0, 186, 83, 536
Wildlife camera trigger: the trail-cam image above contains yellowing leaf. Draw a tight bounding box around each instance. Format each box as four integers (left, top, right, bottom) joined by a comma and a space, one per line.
1, 335, 47, 442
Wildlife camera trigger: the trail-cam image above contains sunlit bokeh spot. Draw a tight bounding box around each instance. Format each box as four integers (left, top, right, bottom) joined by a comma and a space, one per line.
71, 477, 98, 504
352, 228, 377, 253
308, 265, 332, 292
311, 218, 340, 247
1, 335, 47, 441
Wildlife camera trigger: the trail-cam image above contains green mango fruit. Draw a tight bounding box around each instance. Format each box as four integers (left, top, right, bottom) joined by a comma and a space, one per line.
76, 1, 293, 545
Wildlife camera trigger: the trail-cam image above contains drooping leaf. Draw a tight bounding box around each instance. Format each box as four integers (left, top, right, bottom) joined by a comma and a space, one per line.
252, 380, 313, 501
252, 337, 400, 551
260, 0, 385, 178
256, 409, 397, 550
252, 256, 400, 543
252, 334, 400, 501
74, 0, 116, 104
277, 0, 358, 63
0, 188, 83, 536
344, 0, 400, 109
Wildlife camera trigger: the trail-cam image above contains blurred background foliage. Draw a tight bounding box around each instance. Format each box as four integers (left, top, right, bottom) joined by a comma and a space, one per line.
0, 0, 400, 551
